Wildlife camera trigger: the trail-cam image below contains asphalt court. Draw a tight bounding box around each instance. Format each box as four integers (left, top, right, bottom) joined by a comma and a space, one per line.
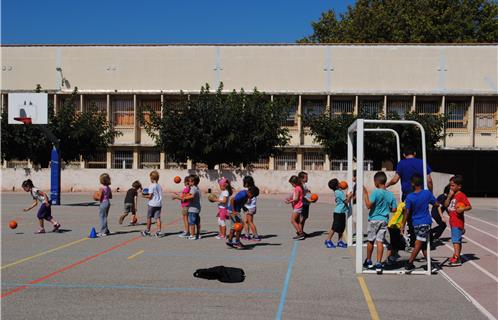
1, 193, 496, 319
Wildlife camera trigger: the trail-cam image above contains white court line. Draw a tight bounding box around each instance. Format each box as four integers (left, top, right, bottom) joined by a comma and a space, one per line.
466, 215, 498, 228
463, 235, 498, 258
439, 269, 497, 320
444, 243, 498, 283
466, 223, 498, 240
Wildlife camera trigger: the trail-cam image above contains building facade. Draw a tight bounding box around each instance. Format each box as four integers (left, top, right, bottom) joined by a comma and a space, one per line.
1, 44, 497, 177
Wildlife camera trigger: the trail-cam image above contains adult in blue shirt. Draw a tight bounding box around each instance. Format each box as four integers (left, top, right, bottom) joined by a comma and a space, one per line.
386, 146, 433, 248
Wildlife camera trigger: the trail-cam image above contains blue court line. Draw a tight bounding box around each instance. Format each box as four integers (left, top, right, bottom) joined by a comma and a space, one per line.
275, 240, 299, 320
1, 282, 279, 294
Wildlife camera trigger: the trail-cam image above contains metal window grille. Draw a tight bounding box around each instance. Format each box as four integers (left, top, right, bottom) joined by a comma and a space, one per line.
284, 104, 297, 126
475, 100, 497, 131
57, 95, 81, 113
112, 150, 133, 169
1, 94, 7, 113
194, 162, 208, 170
445, 99, 470, 131
6, 160, 29, 169
140, 150, 161, 169
112, 97, 134, 127
61, 161, 81, 169
164, 154, 187, 170
87, 152, 107, 169
165, 95, 186, 112
416, 99, 440, 114
139, 97, 161, 126
359, 98, 382, 118
387, 98, 411, 119
331, 98, 354, 115
303, 152, 325, 171
84, 96, 107, 114
275, 152, 297, 171
330, 160, 373, 171
249, 157, 270, 170
303, 99, 325, 117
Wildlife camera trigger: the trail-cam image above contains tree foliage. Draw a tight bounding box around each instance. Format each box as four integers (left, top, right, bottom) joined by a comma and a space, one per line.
1, 88, 121, 166
142, 83, 292, 169
299, 0, 498, 43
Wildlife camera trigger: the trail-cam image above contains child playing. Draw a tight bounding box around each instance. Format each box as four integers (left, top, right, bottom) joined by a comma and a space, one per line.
403, 174, 437, 272
385, 201, 406, 265
173, 176, 191, 238
325, 178, 352, 249
22, 179, 61, 234
298, 171, 310, 236
363, 172, 397, 273
184, 174, 201, 240
142, 170, 163, 237
119, 180, 142, 225
430, 184, 450, 246
285, 175, 305, 240
243, 185, 261, 241
444, 175, 472, 266
96, 173, 112, 237
227, 186, 257, 248
214, 178, 232, 240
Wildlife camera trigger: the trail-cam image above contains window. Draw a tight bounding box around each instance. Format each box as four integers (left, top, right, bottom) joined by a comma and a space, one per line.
303, 99, 325, 117
445, 99, 470, 131
140, 150, 160, 169
330, 160, 348, 171
331, 97, 354, 115
387, 97, 411, 119
112, 97, 134, 127
139, 96, 161, 126
284, 104, 297, 126
275, 152, 297, 171
84, 96, 107, 114
112, 150, 133, 169
416, 98, 440, 114
359, 98, 383, 118
249, 157, 270, 170
57, 95, 81, 113
87, 152, 107, 169
303, 151, 325, 171
475, 99, 497, 131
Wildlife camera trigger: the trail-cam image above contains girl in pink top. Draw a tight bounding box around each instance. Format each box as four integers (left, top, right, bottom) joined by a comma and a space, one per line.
172, 176, 191, 238
285, 175, 305, 240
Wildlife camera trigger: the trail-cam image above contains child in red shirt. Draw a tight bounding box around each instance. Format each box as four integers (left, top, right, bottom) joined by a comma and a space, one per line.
444, 175, 472, 266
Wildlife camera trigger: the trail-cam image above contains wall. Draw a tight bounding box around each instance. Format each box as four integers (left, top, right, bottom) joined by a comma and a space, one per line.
1, 168, 452, 198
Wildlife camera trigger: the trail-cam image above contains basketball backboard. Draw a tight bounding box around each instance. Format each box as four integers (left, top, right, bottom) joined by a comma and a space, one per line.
8, 93, 48, 124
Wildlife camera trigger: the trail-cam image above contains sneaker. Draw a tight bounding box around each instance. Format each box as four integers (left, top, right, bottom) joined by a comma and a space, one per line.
241, 234, 250, 241
187, 235, 197, 240
178, 232, 190, 238
375, 262, 383, 274
325, 240, 336, 248
449, 257, 462, 266
233, 242, 243, 249
196, 234, 202, 240
251, 235, 262, 242
155, 232, 163, 238
35, 228, 46, 234
118, 213, 128, 225
405, 262, 416, 273
337, 240, 348, 248
226, 241, 234, 248
363, 259, 373, 269
52, 223, 61, 232
215, 234, 226, 240
141, 230, 151, 237
387, 255, 397, 264
97, 232, 107, 237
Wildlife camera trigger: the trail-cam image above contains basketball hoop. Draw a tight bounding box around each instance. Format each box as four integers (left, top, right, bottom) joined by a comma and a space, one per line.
14, 117, 32, 125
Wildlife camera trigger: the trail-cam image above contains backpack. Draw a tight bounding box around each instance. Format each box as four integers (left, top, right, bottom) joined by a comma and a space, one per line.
193, 266, 245, 283
388, 202, 405, 229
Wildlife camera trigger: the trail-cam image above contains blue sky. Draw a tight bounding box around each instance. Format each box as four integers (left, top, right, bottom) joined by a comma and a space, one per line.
1, 1, 354, 44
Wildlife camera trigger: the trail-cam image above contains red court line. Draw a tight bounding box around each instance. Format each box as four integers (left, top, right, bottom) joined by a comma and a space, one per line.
1, 217, 181, 299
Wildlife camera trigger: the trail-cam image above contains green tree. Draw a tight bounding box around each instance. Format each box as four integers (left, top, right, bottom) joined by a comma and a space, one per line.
1, 88, 121, 166
142, 83, 291, 169
300, 0, 498, 43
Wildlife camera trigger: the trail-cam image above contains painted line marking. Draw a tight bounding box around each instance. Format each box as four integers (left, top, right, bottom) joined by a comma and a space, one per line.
462, 235, 498, 258
466, 215, 498, 228
127, 250, 144, 260
1, 238, 89, 270
357, 276, 380, 320
275, 240, 299, 320
1, 282, 278, 294
439, 270, 497, 320
465, 223, 498, 240
1, 236, 141, 299
443, 243, 498, 283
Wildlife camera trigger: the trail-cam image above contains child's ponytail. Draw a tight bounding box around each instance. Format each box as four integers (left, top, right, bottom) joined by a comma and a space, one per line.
22, 179, 34, 189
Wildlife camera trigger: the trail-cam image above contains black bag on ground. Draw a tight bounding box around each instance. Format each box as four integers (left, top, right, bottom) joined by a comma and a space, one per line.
193, 266, 245, 283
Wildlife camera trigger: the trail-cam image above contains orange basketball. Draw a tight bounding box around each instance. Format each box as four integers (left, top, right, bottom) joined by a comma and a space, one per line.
9, 220, 17, 229
310, 193, 319, 202
339, 181, 348, 190
456, 202, 466, 209
174, 176, 182, 184
233, 222, 243, 232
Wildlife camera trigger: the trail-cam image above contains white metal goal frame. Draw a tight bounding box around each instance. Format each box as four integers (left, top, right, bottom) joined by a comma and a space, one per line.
347, 119, 431, 275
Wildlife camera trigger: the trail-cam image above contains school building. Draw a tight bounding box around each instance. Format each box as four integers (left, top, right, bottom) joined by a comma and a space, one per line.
1, 44, 497, 194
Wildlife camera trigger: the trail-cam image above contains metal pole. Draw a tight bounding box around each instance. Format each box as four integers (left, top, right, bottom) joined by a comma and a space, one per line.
356, 119, 364, 274
347, 128, 354, 247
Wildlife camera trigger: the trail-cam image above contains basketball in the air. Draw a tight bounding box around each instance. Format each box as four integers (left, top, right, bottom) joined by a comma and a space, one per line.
9, 220, 18, 229
174, 176, 181, 184
338, 181, 348, 190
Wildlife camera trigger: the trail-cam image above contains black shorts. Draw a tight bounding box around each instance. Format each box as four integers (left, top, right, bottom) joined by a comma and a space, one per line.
300, 204, 310, 219
388, 227, 406, 251
332, 213, 346, 233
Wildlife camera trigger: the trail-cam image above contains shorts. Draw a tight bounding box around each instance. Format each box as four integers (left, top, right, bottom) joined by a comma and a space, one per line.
451, 227, 463, 244
245, 208, 257, 216
293, 207, 303, 215
124, 203, 136, 214
217, 217, 226, 227
414, 224, 431, 242
332, 212, 346, 233
147, 206, 161, 219
387, 227, 406, 251
181, 207, 188, 216
37, 203, 53, 221
188, 212, 200, 225
367, 220, 388, 243
300, 204, 310, 219
228, 212, 242, 229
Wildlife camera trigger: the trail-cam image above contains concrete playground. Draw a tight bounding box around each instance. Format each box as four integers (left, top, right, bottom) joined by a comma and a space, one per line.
1, 193, 496, 320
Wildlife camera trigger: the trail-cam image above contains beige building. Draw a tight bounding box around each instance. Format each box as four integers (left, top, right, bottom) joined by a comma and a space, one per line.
1, 44, 497, 173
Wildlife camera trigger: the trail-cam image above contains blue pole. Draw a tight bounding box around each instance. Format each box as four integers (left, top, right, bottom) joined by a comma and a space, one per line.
50, 147, 61, 205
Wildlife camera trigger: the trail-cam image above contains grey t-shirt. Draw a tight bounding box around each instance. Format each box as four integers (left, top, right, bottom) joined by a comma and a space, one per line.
188, 185, 201, 213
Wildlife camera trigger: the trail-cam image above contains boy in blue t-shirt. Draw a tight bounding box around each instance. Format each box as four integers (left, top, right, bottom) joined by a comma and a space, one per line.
363, 172, 397, 273
403, 174, 437, 273
324, 179, 352, 249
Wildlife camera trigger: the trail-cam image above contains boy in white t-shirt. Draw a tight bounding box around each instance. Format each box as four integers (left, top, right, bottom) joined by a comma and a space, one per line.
142, 170, 163, 237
